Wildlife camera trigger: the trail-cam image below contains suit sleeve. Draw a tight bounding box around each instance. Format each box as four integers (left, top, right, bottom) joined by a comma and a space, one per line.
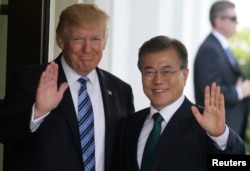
0, 68, 39, 144
223, 127, 246, 154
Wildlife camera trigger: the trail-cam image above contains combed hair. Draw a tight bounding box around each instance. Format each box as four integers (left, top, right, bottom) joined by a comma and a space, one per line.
209, 1, 235, 27
56, 3, 109, 37
138, 35, 188, 70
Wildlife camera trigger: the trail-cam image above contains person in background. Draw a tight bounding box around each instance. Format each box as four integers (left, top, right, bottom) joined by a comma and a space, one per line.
119, 35, 245, 171
194, 0, 250, 140
0, 3, 134, 171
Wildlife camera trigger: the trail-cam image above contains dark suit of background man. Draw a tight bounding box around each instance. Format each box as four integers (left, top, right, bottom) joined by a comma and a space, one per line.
0, 3, 134, 171
119, 35, 245, 171
194, 0, 250, 140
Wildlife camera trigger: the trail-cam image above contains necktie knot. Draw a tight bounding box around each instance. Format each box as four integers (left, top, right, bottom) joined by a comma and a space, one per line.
153, 113, 163, 124
78, 76, 88, 86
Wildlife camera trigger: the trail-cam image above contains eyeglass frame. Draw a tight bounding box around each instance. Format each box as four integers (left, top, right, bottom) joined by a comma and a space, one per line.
220, 15, 237, 22
142, 68, 183, 80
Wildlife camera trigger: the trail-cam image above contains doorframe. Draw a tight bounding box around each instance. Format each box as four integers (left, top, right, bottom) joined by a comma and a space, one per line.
41, 0, 50, 64
0, 0, 50, 98
0, 4, 8, 106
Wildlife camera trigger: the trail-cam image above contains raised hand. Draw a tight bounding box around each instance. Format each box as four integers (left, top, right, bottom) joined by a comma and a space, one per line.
191, 82, 226, 137
34, 62, 68, 119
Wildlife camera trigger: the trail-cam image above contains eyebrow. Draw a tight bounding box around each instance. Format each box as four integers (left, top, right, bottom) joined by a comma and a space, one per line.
143, 65, 173, 70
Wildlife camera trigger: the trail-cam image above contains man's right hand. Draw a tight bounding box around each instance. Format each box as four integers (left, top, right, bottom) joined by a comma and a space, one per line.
34, 62, 68, 119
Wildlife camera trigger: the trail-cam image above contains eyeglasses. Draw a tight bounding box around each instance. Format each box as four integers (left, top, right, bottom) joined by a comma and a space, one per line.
221, 16, 237, 22
142, 69, 179, 80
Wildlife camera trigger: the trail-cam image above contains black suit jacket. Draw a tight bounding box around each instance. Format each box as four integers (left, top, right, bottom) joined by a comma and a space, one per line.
0, 55, 135, 171
119, 97, 245, 171
194, 33, 250, 137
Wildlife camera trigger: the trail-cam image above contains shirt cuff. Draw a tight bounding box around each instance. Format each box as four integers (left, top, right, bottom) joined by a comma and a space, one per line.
236, 86, 243, 100
207, 125, 229, 150
30, 104, 50, 132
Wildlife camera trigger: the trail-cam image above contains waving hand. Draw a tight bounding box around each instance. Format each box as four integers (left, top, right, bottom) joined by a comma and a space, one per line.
34, 62, 68, 119
191, 82, 226, 137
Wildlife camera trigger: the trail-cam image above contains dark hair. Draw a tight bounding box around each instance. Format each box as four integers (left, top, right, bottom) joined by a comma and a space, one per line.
138, 35, 188, 70
209, 1, 235, 27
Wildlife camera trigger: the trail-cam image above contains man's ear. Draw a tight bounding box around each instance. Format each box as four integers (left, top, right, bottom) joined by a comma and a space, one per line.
183, 68, 189, 85
56, 34, 64, 50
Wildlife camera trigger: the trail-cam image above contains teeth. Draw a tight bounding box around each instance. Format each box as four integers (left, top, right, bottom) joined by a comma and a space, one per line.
153, 89, 165, 92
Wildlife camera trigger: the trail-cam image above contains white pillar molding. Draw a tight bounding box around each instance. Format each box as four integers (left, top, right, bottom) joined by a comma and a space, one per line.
49, 0, 79, 61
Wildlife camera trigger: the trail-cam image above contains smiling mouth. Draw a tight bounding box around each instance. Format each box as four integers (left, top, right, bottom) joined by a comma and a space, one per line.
153, 89, 166, 93
79, 55, 94, 60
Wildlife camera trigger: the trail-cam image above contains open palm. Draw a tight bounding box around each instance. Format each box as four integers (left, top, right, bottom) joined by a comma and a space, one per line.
34, 62, 68, 119
191, 82, 226, 137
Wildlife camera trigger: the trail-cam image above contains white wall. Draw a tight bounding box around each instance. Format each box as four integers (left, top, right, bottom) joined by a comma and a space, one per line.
105, 0, 217, 110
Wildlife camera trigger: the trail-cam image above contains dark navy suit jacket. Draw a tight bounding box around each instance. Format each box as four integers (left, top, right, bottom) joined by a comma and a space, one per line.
119, 97, 245, 171
0, 54, 135, 171
194, 33, 250, 138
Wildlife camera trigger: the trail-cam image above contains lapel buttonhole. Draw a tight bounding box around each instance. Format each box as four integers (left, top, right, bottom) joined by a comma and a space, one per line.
107, 90, 112, 95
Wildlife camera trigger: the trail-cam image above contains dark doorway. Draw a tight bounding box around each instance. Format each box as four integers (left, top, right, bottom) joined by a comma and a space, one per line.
0, 0, 50, 170
5, 0, 50, 88
0, 0, 50, 101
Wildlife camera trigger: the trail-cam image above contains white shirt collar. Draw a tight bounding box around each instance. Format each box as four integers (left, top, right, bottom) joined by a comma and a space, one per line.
150, 94, 185, 123
61, 56, 98, 87
212, 30, 230, 49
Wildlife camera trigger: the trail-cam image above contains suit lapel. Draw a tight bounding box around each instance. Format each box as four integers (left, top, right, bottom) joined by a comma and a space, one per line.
97, 68, 117, 127
211, 34, 243, 76
54, 56, 83, 159
152, 98, 193, 169
223, 49, 242, 74
96, 68, 118, 170
97, 68, 117, 140
129, 109, 150, 170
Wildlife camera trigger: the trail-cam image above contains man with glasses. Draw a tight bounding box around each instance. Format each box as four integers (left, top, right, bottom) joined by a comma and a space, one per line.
119, 35, 245, 171
194, 0, 250, 140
